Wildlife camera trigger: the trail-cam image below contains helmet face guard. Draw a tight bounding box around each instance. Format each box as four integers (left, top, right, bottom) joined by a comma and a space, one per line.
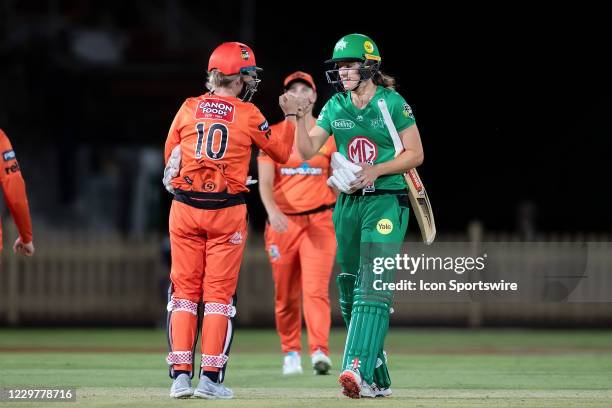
325, 60, 380, 92
239, 67, 262, 102
325, 33, 381, 92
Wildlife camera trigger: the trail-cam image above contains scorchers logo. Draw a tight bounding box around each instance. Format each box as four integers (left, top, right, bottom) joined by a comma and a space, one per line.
347, 136, 377, 164
195, 98, 235, 122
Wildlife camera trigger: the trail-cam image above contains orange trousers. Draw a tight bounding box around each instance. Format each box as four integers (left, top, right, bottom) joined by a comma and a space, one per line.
168, 200, 247, 373
264, 209, 336, 355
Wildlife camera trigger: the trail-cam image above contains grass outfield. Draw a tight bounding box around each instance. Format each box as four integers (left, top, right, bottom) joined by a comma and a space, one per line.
0, 328, 611, 407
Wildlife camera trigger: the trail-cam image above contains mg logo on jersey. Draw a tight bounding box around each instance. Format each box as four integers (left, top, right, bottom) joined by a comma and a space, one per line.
347, 136, 377, 164
331, 119, 355, 130
195, 98, 235, 122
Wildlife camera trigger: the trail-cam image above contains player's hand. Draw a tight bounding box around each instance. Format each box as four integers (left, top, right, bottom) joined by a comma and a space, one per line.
351, 163, 380, 190
13, 237, 34, 257
268, 209, 289, 232
279, 93, 297, 116
286, 92, 314, 117
279, 93, 310, 117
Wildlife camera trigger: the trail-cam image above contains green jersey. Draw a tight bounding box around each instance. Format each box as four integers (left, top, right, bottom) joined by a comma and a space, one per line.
317, 86, 416, 190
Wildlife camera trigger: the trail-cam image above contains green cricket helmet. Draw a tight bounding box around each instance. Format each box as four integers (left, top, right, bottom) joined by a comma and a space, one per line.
326, 33, 381, 63
325, 33, 381, 92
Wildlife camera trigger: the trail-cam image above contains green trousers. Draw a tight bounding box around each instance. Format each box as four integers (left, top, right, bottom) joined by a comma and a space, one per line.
333, 192, 409, 385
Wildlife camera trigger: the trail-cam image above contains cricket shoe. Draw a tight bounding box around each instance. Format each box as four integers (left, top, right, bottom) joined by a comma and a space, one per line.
169, 373, 193, 398
371, 383, 392, 397
282, 351, 303, 375
193, 375, 233, 399
338, 369, 376, 398
311, 349, 331, 375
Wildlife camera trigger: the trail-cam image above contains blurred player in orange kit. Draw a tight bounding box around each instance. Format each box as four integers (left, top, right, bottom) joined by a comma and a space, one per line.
161, 42, 309, 399
0, 129, 34, 257
258, 72, 336, 376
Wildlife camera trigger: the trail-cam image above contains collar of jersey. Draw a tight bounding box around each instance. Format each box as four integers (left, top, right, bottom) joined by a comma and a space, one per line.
347, 85, 382, 114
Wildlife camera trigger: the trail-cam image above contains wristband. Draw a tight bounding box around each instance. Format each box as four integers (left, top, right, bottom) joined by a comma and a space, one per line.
284, 113, 297, 117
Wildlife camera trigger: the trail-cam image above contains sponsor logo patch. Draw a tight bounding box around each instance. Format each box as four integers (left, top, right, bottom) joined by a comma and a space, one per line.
332, 119, 355, 130
347, 136, 377, 164
258, 120, 269, 131
280, 162, 323, 176
229, 231, 243, 245
195, 98, 235, 122
376, 219, 393, 235
268, 244, 280, 261
402, 102, 414, 119
240, 47, 250, 60
408, 169, 425, 196
3, 150, 15, 161
4, 162, 20, 175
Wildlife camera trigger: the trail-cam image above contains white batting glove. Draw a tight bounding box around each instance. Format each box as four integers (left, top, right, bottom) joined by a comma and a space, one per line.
327, 168, 357, 194
163, 145, 181, 194
327, 175, 343, 191
331, 152, 362, 173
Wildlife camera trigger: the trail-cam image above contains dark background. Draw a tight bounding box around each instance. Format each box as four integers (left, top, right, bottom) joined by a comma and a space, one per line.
1, 1, 610, 235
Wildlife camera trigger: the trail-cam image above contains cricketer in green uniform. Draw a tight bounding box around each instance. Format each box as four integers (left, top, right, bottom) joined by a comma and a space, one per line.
295, 33, 424, 398
310, 34, 415, 395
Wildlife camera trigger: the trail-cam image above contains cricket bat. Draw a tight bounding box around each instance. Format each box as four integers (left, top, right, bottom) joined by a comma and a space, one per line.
377, 98, 436, 245
405, 168, 436, 244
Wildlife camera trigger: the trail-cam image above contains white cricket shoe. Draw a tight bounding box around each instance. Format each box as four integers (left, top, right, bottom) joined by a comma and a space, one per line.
282, 351, 303, 375
169, 373, 193, 398
193, 375, 233, 399
311, 349, 332, 375
371, 383, 393, 397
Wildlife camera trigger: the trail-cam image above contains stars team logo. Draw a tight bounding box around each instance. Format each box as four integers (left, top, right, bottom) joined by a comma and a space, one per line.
334, 38, 348, 51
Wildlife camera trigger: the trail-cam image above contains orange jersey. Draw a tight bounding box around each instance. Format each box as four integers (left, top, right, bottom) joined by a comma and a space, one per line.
0, 129, 33, 248
165, 93, 294, 195
258, 122, 336, 214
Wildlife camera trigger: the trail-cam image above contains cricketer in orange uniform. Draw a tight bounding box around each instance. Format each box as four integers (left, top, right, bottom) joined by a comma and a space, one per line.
0, 129, 34, 256
258, 72, 337, 367
163, 42, 301, 386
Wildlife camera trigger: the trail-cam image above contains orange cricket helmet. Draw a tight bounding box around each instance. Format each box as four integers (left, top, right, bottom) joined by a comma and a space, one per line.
208, 42, 262, 76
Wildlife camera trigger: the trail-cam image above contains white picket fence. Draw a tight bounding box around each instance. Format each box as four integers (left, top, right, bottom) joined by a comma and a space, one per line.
1, 222, 611, 326
0, 223, 164, 325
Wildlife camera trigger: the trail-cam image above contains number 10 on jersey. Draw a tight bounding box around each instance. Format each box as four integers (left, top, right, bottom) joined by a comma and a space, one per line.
195, 122, 229, 160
